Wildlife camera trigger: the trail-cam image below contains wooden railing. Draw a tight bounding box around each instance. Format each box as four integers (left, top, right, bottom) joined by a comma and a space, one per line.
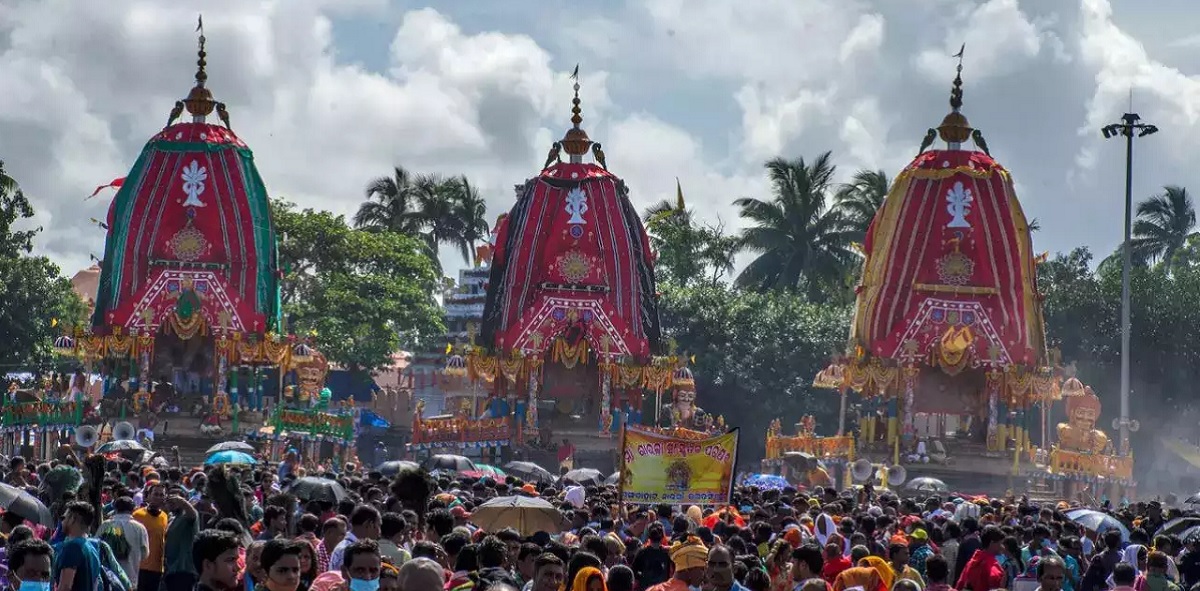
765, 434, 855, 460
1048, 446, 1133, 480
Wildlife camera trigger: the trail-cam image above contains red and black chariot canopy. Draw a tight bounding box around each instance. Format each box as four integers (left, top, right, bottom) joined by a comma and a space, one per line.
481, 79, 661, 361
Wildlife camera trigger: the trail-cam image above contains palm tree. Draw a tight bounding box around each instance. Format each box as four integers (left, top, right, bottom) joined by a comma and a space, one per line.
356, 166, 492, 269
445, 176, 490, 265
354, 166, 426, 235
1129, 185, 1198, 270
834, 169, 889, 237
734, 153, 860, 296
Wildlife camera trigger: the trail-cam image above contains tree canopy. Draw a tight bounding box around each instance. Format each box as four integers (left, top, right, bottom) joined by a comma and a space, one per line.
272, 199, 444, 374
0, 161, 87, 369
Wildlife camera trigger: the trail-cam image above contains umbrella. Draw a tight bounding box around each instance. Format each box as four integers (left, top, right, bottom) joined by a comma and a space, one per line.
470, 495, 563, 536
96, 439, 145, 453
204, 451, 258, 466
604, 471, 620, 486
377, 461, 421, 476
0, 482, 52, 525
1067, 509, 1130, 541
703, 507, 746, 529
478, 465, 508, 479
206, 441, 255, 454
504, 461, 556, 484
1158, 516, 1200, 537
742, 474, 790, 490
287, 477, 348, 503
904, 477, 949, 493
423, 454, 476, 473
562, 468, 604, 486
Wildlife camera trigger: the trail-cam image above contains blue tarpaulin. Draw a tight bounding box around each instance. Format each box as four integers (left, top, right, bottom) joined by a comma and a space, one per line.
359, 409, 390, 428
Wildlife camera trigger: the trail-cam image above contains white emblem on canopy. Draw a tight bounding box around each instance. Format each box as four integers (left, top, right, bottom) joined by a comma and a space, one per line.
565, 187, 588, 225
945, 181, 973, 228
181, 160, 208, 207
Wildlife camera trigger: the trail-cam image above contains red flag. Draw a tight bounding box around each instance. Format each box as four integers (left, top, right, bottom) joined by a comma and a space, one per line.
87, 177, 125, 199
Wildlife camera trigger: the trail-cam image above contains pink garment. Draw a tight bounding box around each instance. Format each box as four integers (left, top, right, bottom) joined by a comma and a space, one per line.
310, 572, 344, 591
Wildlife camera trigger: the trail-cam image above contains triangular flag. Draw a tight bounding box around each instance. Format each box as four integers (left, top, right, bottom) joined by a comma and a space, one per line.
87, 177, 125, 199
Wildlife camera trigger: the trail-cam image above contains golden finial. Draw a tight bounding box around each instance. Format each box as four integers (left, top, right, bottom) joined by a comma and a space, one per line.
934, 43, 974, 148
181, 15, 221, 123
559, 63, 593, 162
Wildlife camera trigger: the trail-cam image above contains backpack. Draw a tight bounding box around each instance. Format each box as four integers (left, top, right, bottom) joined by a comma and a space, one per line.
96, 522, 131, 560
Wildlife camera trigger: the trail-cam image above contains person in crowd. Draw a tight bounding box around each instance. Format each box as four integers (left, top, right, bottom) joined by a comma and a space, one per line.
328, 507, 380, 572
260, 540, 303, 591
9, 539, 53, 591
531, 554, 566, 591
956, 526, 1005, 591
340, 539, 382, 591
96, 497, 148, 588
132, 484, 167, 591
192, 530, 242, 591
54, 502, 101, 591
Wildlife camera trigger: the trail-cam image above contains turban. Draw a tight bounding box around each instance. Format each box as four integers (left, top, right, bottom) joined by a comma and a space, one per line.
669, 536, 709, 570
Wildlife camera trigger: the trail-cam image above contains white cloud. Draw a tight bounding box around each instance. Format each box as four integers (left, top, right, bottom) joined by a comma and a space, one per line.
914, 0, 1054, 82
840, 13, 886, 64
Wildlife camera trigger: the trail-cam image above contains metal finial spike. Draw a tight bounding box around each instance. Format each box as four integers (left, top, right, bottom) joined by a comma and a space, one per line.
949, 44, 965, 113
570, 67, 582, 129
195, 15, 208, 87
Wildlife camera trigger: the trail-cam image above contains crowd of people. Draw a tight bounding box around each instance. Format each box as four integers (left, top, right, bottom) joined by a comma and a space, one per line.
0, 449, 1194, 591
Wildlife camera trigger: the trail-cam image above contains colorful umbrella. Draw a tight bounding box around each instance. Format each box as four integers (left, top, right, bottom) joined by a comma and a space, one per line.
204, 450, 258, 465
478, 465, 507, 479
206, 441, 255, 454
741, 474, 789, 490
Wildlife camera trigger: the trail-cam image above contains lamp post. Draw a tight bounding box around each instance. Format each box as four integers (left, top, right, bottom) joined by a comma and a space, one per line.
1101, 113, 1158, 456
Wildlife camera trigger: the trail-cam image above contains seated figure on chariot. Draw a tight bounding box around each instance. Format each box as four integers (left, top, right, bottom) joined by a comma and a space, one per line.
1057, 386, 1111, 455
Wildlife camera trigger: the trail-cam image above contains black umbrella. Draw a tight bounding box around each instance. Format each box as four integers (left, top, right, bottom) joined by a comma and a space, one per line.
503, 461, 556, 484
0, 482, 52, 525
424, 454, 476, 473
287, 477, 348, 503
377, 461, 421, 476
562, 468, 603, 486
206, 441, 255, 454
96, 440, 145, 453
1158, 516, 1200, 537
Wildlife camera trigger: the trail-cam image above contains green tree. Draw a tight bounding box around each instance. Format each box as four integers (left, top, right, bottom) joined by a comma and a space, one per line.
834, 168, 889, 238
643, 200, 740, 287
1130, 185, 1197, 271
734, 153, 859, 299
658, 282, 850, 460
274, 199, 444, 374
0, 161, 87, 368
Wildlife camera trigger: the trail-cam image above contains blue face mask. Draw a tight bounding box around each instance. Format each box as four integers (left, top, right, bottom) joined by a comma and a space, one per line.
348, 578, 379, 591
18, 580, 51, 591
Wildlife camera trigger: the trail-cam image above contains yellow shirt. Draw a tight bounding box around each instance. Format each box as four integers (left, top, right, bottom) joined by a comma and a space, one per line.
132, 507, 168, 572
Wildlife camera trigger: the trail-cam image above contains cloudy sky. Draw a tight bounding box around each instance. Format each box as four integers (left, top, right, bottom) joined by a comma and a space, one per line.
3, 0, 1200, 279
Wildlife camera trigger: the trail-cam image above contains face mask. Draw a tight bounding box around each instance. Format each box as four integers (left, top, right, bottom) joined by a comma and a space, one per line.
17, 580, 51, 591
348, 579, 379, 591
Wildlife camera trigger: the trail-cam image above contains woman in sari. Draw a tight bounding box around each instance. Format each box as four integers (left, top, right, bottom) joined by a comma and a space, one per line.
572, 566, 607, 591
860, 556, 896, 591
833, 565, 886, 591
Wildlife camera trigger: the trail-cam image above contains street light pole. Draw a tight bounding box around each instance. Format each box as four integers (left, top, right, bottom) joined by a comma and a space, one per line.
1101, 113, 1158, 456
